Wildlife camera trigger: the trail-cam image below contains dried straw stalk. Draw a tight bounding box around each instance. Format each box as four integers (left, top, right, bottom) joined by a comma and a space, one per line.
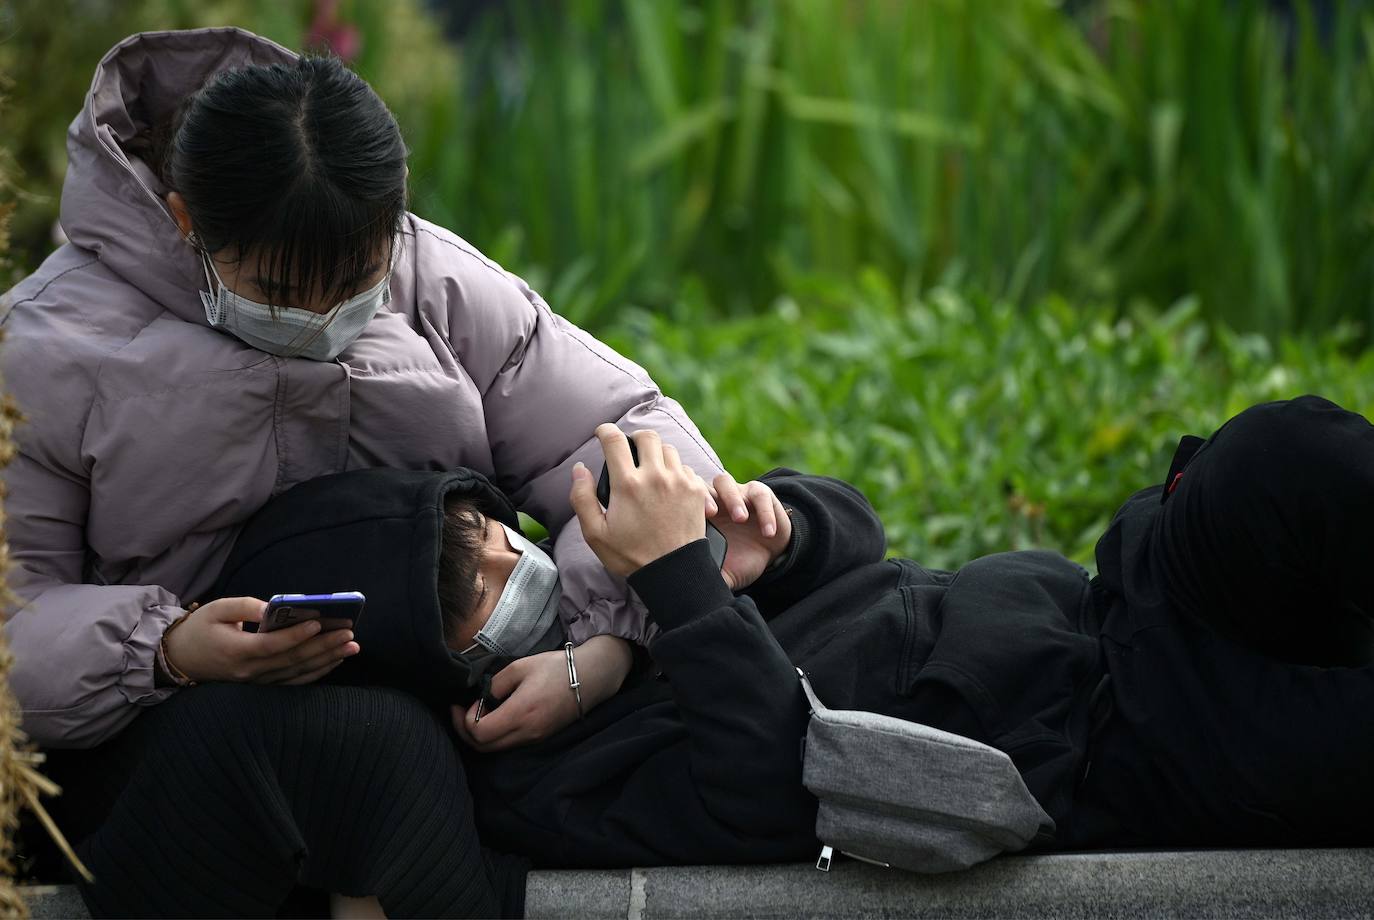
0, 195, 92, 919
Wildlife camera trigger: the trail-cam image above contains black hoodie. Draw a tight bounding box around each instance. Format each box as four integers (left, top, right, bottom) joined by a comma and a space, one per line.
464, 470, 1100, 868
214, 467, 1102, 868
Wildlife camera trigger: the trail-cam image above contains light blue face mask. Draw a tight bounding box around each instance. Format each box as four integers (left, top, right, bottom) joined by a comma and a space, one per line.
464, 523, 565, 661
199, 251, 392, 361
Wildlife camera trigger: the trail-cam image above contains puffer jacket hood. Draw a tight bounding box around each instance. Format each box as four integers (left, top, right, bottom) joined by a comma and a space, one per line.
211, 468, 522, 703
61, 27, 297, 323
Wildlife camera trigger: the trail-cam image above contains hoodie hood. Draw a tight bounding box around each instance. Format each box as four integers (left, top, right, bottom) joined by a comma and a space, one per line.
211, 468, 524, 704
60, 28, 297, 323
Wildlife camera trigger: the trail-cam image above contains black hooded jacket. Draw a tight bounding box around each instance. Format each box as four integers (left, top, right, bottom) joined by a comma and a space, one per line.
213, 398, 1374, 866
212, 466, 1104, 868
459, 471, 1102, 867
1065, 399, 1374, 849
468, 428, 1374, 865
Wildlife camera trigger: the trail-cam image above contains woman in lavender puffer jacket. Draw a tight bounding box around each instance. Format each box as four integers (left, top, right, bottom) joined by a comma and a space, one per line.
1, 28, 779, 918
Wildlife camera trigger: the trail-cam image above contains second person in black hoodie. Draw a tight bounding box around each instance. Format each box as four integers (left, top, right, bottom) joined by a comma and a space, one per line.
461, 403, 1374, 868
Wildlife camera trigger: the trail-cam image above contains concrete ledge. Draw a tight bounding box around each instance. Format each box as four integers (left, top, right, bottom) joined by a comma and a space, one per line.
24, 849, 1374, 918
21, 885, 87, 919
525, 850, 1374, 919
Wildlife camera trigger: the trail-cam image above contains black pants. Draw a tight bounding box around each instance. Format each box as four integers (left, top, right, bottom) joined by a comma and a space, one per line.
1157, 394, 1374, 667
42, 683, 527, 918
1071, 395, 1374, 847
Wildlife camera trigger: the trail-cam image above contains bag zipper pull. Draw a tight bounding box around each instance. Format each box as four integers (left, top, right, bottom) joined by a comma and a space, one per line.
815, 845, 834, 872
842, 850, 892, 869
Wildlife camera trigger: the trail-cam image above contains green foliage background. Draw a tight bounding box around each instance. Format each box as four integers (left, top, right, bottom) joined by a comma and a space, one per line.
3, 0, 1373, 569
609, 287, 1374, 568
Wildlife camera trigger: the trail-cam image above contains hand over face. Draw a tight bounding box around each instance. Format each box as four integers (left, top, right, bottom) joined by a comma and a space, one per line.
451, 635, 633, 752
450, 647, 578, 752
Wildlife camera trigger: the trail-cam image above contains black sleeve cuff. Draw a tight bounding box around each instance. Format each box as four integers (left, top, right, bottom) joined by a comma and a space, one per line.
627, 538, 736, 632
747, 503, 811, 593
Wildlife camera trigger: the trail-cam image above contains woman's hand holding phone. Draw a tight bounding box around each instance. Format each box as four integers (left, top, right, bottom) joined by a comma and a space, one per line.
162, 596, 361, 685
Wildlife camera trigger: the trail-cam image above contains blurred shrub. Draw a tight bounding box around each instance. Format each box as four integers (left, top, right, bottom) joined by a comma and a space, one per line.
0, 1, 292, 282
601, 276, 1374, 570
5, 1, 1372, 337
406, 0, 1374, 336
0, 0, 456, 286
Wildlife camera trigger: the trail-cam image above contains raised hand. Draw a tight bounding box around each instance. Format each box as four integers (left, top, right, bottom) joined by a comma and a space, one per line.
568, 424, 713, 579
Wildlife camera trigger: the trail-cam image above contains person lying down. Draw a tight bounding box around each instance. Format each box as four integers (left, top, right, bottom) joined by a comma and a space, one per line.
214, 397, 1374, 871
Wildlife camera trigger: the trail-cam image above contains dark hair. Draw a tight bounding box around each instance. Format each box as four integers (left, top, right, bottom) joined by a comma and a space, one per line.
166, 55, 407, 309
437, 496, 487, 646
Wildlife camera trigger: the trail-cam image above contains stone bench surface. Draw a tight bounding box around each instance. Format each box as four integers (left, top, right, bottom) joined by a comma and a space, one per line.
22, 849, 1374, 918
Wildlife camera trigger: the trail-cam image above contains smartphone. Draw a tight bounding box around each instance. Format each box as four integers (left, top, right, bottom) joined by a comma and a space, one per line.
596, 438, 728, 570
261, 592, 366, 633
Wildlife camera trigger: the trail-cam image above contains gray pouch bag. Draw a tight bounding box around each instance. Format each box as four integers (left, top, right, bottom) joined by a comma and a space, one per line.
797, 669, 1054, 874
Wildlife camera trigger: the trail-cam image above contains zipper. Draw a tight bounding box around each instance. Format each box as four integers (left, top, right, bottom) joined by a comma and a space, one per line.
815, 844, 893, 872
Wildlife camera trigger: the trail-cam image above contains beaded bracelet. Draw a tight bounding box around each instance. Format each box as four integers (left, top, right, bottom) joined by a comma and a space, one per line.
564, 641, 584, 719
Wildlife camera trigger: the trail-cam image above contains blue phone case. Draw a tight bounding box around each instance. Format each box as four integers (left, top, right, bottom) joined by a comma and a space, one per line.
262, 591, 366, 632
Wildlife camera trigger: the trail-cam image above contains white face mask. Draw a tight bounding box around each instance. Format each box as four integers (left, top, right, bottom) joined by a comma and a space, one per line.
465, 523, 565, 660
198, 252, 392, 361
